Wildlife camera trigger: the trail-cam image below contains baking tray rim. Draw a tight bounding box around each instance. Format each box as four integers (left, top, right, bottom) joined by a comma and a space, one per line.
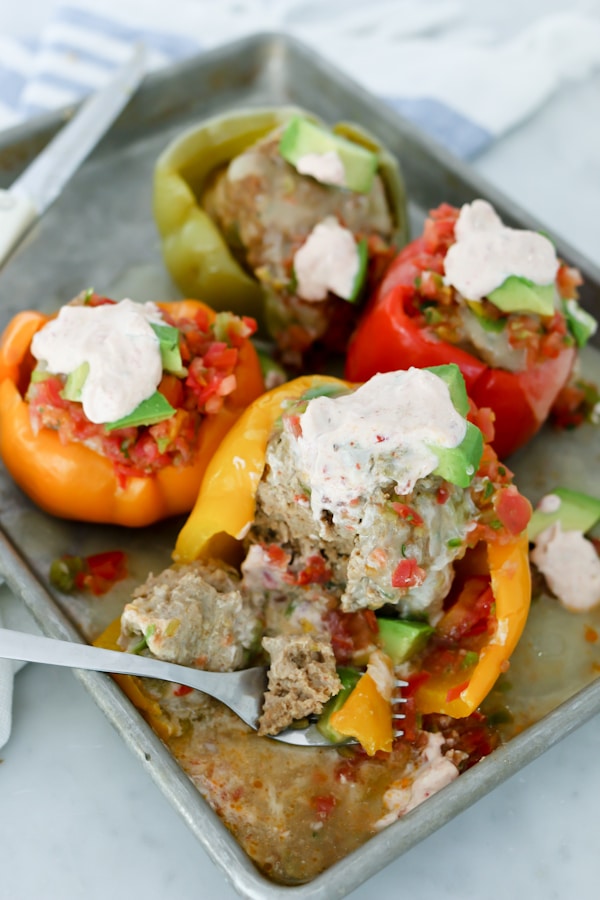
0, 28, 599, 900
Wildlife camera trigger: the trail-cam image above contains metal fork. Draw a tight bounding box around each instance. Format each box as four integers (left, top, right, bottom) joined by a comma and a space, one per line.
0, 627, 405, 747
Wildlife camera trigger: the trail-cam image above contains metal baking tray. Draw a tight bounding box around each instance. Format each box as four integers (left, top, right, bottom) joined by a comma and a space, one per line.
1, 32, 600, 900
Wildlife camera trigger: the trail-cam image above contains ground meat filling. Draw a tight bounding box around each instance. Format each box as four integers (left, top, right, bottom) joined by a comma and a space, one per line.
203, 129, 395, 362
249, 428, 477, 620
119, 560, 260, 671
204, 131, 393, 280
258, 635, 342, 735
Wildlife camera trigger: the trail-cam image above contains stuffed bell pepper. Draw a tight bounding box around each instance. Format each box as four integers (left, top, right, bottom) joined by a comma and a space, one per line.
0, 291, 264, 526
153, 107, 408, 369
114, 364, 531, 763
345, 199, 597, 459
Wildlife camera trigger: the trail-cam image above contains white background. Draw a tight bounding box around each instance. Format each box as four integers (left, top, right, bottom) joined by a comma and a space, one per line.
1, 1, 600, 899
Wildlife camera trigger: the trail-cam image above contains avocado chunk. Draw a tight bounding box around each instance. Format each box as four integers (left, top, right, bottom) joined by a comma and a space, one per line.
105, 390, 176, 431
346, 238, 369, 304
150, 322, 186, 376
430, 422, 483, 489
425, 364, 483, 488
487, 275, 555, 317
279, 116, 378, 194
528, 487, 600, 540
316, 667, 361, 744
426, 363, 469, 416
61, 362, 90, 402
377, 618, 434, 665
563, 298, 598, 348
29, 365, 51, 385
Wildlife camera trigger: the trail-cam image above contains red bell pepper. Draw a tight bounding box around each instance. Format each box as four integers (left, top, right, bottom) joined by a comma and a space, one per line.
345, 206, 579, 459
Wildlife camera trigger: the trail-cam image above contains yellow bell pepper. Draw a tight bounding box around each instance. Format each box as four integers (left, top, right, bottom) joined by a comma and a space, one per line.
174, 373, 345, 562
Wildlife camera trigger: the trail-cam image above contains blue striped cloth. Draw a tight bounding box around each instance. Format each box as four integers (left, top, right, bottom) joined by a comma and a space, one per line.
0, 6, 199, 125
2, 4, 600, 159
3, 4, 600, 157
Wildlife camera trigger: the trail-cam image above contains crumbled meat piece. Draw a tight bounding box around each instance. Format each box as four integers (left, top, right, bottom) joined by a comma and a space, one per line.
258, 635, 342, 735
119, 559, 260, 671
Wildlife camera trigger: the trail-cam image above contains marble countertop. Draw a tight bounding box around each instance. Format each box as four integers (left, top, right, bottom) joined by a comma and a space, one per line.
1, 2, 600, 899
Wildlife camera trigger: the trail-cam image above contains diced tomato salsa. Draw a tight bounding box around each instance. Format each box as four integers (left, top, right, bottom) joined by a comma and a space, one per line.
50, 549, 128, 596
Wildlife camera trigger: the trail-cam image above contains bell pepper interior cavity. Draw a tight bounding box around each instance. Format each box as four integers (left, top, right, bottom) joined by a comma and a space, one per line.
279, 115, 378, 193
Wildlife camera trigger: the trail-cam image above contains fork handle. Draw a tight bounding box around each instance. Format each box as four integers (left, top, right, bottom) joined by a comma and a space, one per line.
0, 627, 247, 700
0, 190, 37, 266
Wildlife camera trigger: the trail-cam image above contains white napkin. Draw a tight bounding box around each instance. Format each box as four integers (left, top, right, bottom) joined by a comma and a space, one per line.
0, 582, 40, 749
1, 0, 600, 748
1, 1, 600, 157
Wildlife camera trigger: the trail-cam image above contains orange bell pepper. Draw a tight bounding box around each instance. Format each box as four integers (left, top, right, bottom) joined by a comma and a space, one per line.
0, 298, 264, 527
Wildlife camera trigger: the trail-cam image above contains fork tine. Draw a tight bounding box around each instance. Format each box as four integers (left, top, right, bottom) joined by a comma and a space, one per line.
392, 673, 408, 738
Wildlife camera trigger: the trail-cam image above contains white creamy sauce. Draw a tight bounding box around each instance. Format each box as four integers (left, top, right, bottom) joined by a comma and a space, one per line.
293, 216, 359, 302
444, 199, 558, 301
295, 369, 467, 525
537, 493, 562, 514
295, 150, 346, 187
31, 298, 164, 424
375, 732, 459, 827
531, 522, 600, 612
